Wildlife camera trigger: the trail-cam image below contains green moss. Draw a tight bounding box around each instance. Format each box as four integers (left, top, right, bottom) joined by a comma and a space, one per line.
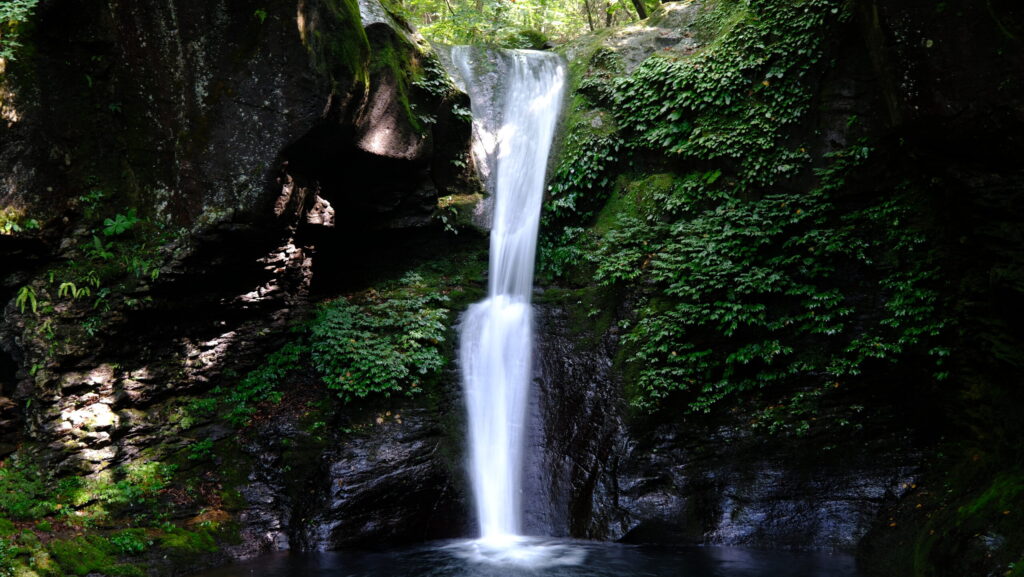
371, 39, 421, 132
960, 472, 1024, 520
592, 173, 672, 235
108, 529, 150, 555
436, 193, 484, 231
0, 460, 56, 520
368, 34, 438, 135
690, 0, 748, 44
158, 527, 217, 555
865, 456, 1024, 577
46, 536, 142, 577
536, 285, 620, 350
499, 28, 549, 49
30, 523, 49, 534
544, 0, 952, 418
301, 0, 371, 89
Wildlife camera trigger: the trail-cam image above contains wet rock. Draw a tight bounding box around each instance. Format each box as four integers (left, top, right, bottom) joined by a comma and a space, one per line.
0, 395, 21, 458
294, 407, 467, 549
562, 1, 702, 73
533, 304, 919, 550
0, 0, 478, 567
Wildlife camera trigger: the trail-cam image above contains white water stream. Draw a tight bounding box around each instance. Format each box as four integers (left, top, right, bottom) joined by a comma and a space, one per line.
452, 47, 566, 545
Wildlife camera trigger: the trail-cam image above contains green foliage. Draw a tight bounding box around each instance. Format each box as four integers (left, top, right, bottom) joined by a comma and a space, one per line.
109, 529, 151, 555
539, 125, 625, 278
0, 0, 39, 61
0, 537, 14, 577
219, 342, 300, 427
499, 28, 549, 49
539, 48, 626, 280
77, 189, 106, 216
84, 235, 114, 261
611, 0, 835, 183
197, 263, 473, 427
543, 0, 949, 417
187, 438, 215, 462
15, 285, 36, 314
102, 210, 140, 236
403, 0, 643, 46
38, 193, 165, 321
310, 272, 448, 402
0, 459, 55, 520
411, 53, 459, 100
47, 535, 144, 577
0, 207, 39, 235
58, 282, 90, 300
608, 148, 946, 412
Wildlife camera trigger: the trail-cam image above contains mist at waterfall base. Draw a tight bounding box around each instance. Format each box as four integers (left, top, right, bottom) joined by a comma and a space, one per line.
191, 48, 865, 576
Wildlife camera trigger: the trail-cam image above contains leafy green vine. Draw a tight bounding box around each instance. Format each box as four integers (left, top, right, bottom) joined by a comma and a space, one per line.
542, 0, 950, 418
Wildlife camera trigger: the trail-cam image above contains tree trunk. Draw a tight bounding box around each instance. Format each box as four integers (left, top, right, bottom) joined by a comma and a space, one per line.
583, 0, 596, 31
631, 0, 648, 19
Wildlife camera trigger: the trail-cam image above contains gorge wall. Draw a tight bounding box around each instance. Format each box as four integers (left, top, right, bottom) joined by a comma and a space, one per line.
1, 0, 1022, 576
1, 0, 478, 572
531, 1, 1024, 576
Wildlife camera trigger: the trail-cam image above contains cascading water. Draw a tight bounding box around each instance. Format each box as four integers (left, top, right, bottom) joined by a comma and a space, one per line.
451, 46, 566, 547
191, 43, 866, 577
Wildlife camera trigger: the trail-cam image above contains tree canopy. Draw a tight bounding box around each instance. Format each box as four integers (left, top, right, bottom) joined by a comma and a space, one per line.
392, 0, 654, 47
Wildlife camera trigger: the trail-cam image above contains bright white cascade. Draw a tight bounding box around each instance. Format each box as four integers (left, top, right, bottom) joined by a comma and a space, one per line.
452, 46, 566, 545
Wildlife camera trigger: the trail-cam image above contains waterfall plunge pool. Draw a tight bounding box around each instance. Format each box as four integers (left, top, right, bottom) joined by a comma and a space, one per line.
191, 539, 862, 577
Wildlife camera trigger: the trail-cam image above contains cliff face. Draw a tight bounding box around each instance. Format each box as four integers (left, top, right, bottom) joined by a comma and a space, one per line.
1, 0, 477, 572
532, 0, 1024, 574
1, 0, 1022, 575
0, 0, 474, 226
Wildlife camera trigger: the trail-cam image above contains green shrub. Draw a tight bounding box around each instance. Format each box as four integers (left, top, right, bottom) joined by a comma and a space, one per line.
500, 28, 548, 49
187, 438, 215, 462
542, 0, 949, 418
310, 272, 449, 401
109, 529, 151, 555
0, 459, 55, 520
47, 536, 114, 576
217, 341, 302, 427
0, 0, 39, 61
0, 537, 15, 577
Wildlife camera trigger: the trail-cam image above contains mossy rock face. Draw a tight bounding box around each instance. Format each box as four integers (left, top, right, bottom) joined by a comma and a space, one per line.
499, 28, 549, 49
591, 172, 674, 235
47, 536, 142, 577
1, 0, 468, 229
1, 0, 478, 573
859, 461, 1024, 577
534, 0, 1024, 564
301, 0, 371, 90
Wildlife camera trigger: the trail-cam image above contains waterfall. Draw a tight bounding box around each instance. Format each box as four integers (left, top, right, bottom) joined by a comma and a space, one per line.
452, 46, 566, 543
